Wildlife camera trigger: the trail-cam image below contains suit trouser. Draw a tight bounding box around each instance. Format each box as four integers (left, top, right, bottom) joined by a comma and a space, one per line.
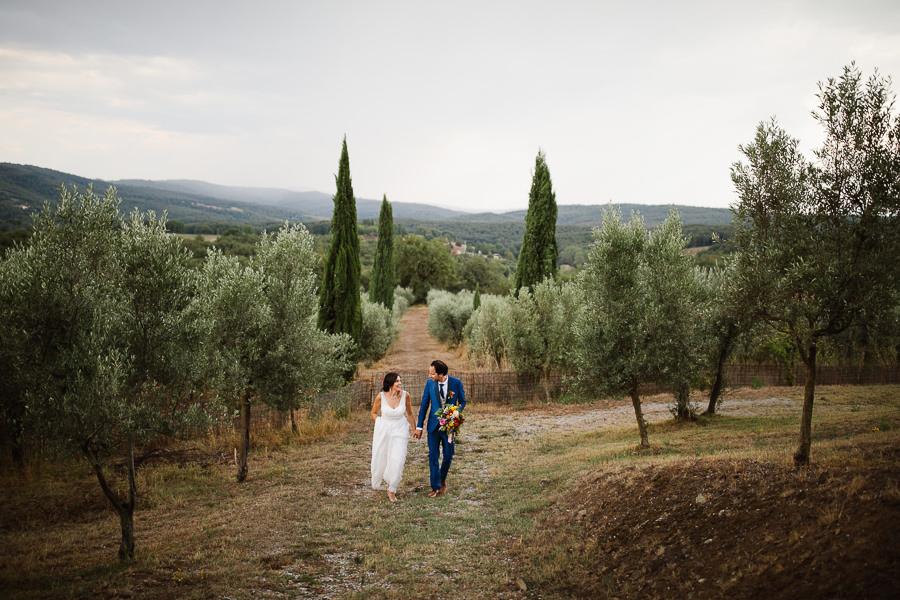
427, 428, 454, 491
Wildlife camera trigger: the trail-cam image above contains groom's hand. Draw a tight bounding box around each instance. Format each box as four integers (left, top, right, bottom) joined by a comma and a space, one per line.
413, 429, 422, 440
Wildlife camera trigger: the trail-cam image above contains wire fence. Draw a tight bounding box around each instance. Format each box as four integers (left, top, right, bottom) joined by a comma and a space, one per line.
357, 363, 899, 405
720, 363, 899, 387
355, 369, 567, 406
244, 363, 899, 433
240, 379, 374, 434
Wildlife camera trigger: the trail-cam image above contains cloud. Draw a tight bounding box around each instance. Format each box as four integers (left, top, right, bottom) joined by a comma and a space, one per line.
1, 1, 899, 212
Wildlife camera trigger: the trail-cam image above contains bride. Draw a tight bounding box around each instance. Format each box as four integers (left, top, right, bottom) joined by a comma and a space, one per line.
370, 372, 416, 501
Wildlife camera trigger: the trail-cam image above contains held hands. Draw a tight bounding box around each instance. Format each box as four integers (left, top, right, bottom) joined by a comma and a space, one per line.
413, 429, 422, 440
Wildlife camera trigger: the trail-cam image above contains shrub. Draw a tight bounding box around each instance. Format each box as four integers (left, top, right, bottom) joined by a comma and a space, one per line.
394, 285, 415, 308
427, 289, 474, 347
359, 297, 395, 363
392, 286, 412, 324
465, 294, 509, 369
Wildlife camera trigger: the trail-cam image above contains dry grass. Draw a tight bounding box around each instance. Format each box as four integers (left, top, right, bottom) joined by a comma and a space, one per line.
1, 385, 898, 599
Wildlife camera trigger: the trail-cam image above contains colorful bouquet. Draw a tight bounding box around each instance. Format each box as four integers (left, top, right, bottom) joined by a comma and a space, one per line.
435, 401, 465, 443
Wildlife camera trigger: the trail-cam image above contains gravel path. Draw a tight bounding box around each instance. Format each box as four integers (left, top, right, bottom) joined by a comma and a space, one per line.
482, 396, 800, 438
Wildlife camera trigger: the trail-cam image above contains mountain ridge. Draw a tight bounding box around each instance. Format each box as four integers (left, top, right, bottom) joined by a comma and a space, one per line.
1, 163, 734, 227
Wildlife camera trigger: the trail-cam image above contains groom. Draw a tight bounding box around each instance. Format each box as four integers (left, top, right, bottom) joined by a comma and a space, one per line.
414, 359, 466, 498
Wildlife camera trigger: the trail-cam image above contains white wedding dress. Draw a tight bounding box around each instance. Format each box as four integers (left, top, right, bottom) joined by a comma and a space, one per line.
370, 391, 410, 493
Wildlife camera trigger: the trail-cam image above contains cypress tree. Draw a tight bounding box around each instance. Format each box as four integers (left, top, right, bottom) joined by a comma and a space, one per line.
514, 149, 558, 294
473, 283, 481, 311
318, 136, 362, 375
369, 195, 395, 309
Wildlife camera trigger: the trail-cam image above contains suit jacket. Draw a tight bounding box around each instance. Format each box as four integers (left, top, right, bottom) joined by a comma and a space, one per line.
418, 376, 466, 433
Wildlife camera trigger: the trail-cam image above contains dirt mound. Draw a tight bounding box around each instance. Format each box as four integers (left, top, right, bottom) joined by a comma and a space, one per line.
523, 456, 900, 599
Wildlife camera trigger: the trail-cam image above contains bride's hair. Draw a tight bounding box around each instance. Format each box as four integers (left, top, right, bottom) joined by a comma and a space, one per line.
382, 372, 400, 392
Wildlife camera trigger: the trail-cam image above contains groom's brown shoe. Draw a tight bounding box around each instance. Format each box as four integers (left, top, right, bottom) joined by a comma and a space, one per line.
439, 482, 447, 495
428, 490, 440, 498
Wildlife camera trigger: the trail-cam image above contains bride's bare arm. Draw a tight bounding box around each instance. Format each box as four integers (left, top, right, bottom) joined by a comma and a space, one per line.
405, 392, 415, 429
371, 393, 380, 423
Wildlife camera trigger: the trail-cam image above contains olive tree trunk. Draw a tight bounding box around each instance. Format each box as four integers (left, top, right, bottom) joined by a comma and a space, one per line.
705, 321, 738, 415
630, 385, 650, 448
673, 381, 693, 421
84, 437, 137, 561
793, 342, 817, 466
237, 393, 251, 482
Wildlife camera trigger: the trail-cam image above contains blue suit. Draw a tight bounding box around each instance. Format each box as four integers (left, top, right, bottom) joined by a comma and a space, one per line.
417, 376, 466, 491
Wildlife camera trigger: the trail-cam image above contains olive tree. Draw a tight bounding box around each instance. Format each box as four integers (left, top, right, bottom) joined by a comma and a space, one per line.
700, 259, 758, 415
574, 209, 657, 447
464, 294, 508, 370
427, 289, 474, 347
201, 223, 352, 481
360, 296, 396, 364
502, 278, 578, 401
0, 185, 206, 560
256, 224, 352, 427
731, 64, 900, 465
644, 213, 713, 421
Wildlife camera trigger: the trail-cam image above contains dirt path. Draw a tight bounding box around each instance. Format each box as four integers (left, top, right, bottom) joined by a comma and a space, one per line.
364, 304, 467, 373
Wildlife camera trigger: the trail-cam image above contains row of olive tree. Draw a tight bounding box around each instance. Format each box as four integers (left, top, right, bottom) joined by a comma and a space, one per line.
462, 208, 718, 440
462, 64, 899, 464
0, 186, 353, 560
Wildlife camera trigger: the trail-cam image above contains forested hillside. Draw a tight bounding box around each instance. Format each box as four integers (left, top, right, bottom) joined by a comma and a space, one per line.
392, 219, 733, 260
0, 163, 308, 229
2, 163, 735, 265
0, 164, 469, 226
461, 203, 734, 226
2, 163, 733, 231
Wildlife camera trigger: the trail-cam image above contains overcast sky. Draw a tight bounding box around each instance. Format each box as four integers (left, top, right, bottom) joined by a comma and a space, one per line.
2, 1, 898, 213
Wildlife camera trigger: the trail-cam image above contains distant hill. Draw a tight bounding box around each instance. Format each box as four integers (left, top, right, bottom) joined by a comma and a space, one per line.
0, 164, 309, 227
111, 179, 469, 221
1, 163, 734, 229
461, 204, 734, 226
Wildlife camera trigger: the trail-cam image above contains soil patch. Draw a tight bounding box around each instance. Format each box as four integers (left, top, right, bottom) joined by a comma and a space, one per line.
522, 457, 900, 599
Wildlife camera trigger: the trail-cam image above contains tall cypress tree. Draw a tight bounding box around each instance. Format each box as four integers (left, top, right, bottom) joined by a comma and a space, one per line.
368, 195, 395, 309
514, 149, 558, 293
318, 137, 362, 375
